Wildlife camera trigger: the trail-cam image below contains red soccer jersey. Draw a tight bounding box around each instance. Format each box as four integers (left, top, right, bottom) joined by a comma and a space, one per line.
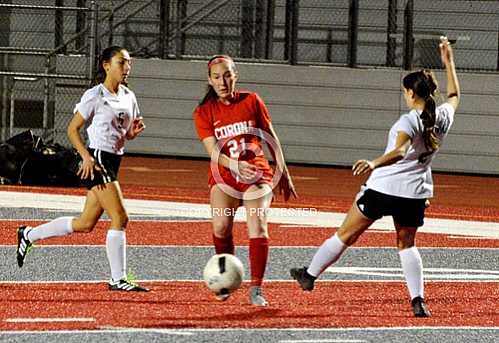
193, 91, 274, 191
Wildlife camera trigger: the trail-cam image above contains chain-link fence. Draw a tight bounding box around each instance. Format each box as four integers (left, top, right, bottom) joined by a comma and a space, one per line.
411, 0, 499, 71
91, 0, 499, 70
3, 0, 499, 67
0, 1, 93, 146
1, 0, 499, 146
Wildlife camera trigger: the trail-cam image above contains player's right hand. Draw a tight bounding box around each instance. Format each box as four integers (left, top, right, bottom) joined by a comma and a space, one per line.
237, 160, 258, 181
78, 155, 100, 180
352, 159, 375, 176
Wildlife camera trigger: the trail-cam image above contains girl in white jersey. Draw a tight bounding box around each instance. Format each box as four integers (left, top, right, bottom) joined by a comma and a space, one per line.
16, 46, 149, 292
290, 37, 460, 317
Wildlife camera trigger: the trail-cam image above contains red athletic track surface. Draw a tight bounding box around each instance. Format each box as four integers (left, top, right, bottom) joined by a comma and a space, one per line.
1, 156, 498, 332
3, 156, 499, 222
0, 221, 498, 248
1, 282, 498, 331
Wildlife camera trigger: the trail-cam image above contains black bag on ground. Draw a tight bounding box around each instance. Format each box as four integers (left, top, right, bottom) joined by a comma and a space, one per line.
21, 143, 82, 186
0, 143, 18, 183
0, 130, 82, 186
0, 130, 40, 183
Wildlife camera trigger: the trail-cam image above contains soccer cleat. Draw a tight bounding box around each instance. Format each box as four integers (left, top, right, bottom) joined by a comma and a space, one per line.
108, 279, 150, 292
249, 286, 268, 306
290, 267, 316, 291
17, 226, 33, 268
411, 296, 431, 317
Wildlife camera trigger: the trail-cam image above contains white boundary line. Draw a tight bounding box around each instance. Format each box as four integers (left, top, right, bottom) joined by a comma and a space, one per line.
0, 279, 498, 284
0, 244, 497, 250
5, 318, 95, 323
0, 326, 497, 335
279, 340, 365, 343
0, 218, 211, 223
1, 191, 499, 238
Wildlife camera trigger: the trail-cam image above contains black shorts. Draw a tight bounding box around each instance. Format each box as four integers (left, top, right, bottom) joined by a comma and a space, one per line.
355, 186, 427, 227
81, 148, 122, 190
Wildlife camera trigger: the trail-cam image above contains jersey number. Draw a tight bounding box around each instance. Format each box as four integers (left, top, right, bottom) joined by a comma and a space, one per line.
227, 138, 245, 158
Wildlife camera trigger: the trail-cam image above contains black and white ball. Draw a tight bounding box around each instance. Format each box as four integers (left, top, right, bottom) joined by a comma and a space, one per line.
203, 254, 244, 296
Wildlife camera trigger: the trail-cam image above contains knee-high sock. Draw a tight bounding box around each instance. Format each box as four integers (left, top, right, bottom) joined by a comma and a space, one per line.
213, 234, 235, 255
399, 246, 424, 300
249, 237, 269, 286
27, 217, 74, 242
307, 233, 347, 277
106, 229, 126, 282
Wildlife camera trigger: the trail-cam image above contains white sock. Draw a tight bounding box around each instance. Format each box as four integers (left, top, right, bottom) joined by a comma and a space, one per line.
307, 233, 348, 277
106, 229, 126, 282
399, 246, 424, 300
27, 217, 74, 242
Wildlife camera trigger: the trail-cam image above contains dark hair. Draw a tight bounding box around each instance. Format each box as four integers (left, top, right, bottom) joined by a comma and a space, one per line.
94, 46, 127, 86
402, 69, 440, 152
199, 55, 237, 105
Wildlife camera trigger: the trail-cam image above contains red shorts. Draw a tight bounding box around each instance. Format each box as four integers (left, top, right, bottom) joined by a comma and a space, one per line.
208, 160, 274, 193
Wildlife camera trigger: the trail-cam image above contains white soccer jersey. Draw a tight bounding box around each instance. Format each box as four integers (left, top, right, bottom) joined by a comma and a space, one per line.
74, 84, 140, 155
366, 102, 455, 199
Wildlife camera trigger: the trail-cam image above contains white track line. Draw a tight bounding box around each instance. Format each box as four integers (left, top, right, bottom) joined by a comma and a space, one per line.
0, 278, 497, 284
5, 318, 95, 323
0, 326, 497, 335
0, 244, 497, 250
279, 340, 365, 343
1, 191, 499, 238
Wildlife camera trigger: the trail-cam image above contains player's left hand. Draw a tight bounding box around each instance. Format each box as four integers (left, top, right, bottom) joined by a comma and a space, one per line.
277, 170, 298, 202
439, 36, 454, 66
127, 116, 146, 139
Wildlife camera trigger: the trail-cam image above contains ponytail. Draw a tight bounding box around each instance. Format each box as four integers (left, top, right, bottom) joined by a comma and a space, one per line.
199, 85, 218, 105
421, 95, 440, 151
403, 69, 440, 152
94, 61, 106, 86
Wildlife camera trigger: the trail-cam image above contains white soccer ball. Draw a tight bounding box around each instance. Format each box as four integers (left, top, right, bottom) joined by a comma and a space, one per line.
203, 254, 245, 296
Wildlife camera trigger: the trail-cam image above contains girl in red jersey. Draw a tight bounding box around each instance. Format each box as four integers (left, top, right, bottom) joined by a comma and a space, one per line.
194, 55, 297, 306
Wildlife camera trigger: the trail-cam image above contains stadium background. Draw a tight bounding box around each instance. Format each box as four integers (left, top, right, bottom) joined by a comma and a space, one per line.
0, 0, 498, 174
0, 2, 498, 342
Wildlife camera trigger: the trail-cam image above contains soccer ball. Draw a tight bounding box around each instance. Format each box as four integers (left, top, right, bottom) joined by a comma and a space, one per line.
203, 254, 245, 297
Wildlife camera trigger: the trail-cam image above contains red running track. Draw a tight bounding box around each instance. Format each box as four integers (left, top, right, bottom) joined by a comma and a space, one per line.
2, 155, 499, 222
1, 157, 498, 331
1, 220, 498, 248
0, 282, 498, 331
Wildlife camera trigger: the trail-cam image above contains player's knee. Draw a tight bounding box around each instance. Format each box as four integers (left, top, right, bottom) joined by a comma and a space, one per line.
212, 221, 232, 238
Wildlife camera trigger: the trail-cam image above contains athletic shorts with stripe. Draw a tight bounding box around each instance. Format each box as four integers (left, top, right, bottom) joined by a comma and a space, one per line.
355, 185, 427, 228
81, 148, 122, 190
